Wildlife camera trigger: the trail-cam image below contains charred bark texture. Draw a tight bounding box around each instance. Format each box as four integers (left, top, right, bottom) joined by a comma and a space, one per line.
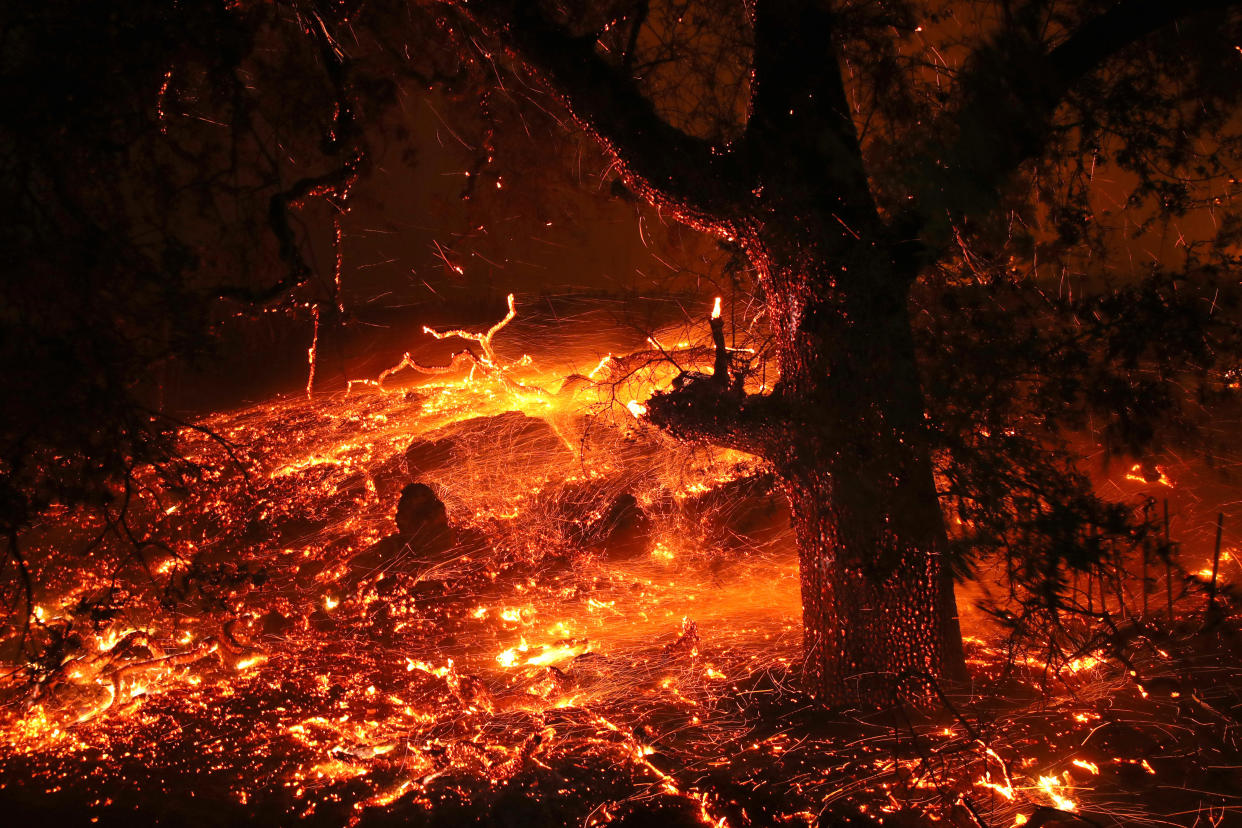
755, 225, 965, 704
649, 218, 967, 704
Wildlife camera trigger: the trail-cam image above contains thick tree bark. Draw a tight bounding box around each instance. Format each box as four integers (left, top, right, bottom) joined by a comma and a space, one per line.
648, 218, 967, 706
757, 231, 965, 704
785, 469, 959, 704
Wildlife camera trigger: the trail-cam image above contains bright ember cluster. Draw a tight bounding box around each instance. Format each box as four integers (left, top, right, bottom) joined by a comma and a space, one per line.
0, 299, 1236, 827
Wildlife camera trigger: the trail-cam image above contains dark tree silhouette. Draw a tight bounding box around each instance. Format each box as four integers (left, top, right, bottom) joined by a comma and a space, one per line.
431, 0, 1242, 703
0, 0, 392, 646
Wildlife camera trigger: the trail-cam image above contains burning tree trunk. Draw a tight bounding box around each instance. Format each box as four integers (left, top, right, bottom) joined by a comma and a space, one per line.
623, 204, 967, 703
445, 0, 1216, 704
761, 237, 966, 701
650, 221, 967, 703
444, 0, 975, 705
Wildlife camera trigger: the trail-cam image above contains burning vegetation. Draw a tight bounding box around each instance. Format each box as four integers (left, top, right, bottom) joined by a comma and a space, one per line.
2, 298, 1241, 827
7, 0, 1242, 826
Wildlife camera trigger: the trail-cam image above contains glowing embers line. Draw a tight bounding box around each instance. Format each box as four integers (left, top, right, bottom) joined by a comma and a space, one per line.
347, 293, 544, 397
495, 637, 590, 669
1124, 463, 1173, 487
1036, 773, 1078, 812
10, 305, 1220, 827
584, 710, 730, 828
306, 303, 320, 397
269, 437, 380, 479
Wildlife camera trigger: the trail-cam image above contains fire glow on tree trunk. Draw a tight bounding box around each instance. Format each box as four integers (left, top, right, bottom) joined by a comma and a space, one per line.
759, 234, 966, 703
449, 0, 1215, 705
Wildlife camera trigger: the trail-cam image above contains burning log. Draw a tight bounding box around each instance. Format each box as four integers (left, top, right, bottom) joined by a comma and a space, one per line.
402, 411, 571, 484
401, 437, 455, 481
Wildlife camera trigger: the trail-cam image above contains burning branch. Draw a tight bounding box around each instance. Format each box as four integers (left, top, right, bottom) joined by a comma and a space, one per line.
421, 292, 517, 368
637, 297, 782, 457
380, 350, 484, 383
709, 296, 731, 391
349, 293, 543, 395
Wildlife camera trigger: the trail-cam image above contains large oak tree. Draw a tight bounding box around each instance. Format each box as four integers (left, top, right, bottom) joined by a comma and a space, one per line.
432, 0, 1242, 704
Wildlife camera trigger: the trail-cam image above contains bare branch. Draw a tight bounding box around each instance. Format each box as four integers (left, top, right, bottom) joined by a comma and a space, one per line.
348, 293, 547, 397
447, 0, 750, 230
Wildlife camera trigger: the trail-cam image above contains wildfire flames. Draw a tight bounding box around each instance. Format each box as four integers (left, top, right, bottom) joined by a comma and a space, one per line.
0, 300, 1238, 826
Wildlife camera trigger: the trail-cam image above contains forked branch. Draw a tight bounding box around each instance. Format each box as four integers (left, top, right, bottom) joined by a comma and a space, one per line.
421, 292, 517, 367
348, 293, 541, 395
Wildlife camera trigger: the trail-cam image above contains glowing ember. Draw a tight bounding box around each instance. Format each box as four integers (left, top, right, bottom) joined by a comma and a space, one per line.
1036, 774, 1077, 811
1125, 463, 1173, 486
1071, 759, 1099, 775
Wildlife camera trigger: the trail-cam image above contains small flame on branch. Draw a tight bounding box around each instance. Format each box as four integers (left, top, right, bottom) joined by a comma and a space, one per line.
306, 303, 320, 398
